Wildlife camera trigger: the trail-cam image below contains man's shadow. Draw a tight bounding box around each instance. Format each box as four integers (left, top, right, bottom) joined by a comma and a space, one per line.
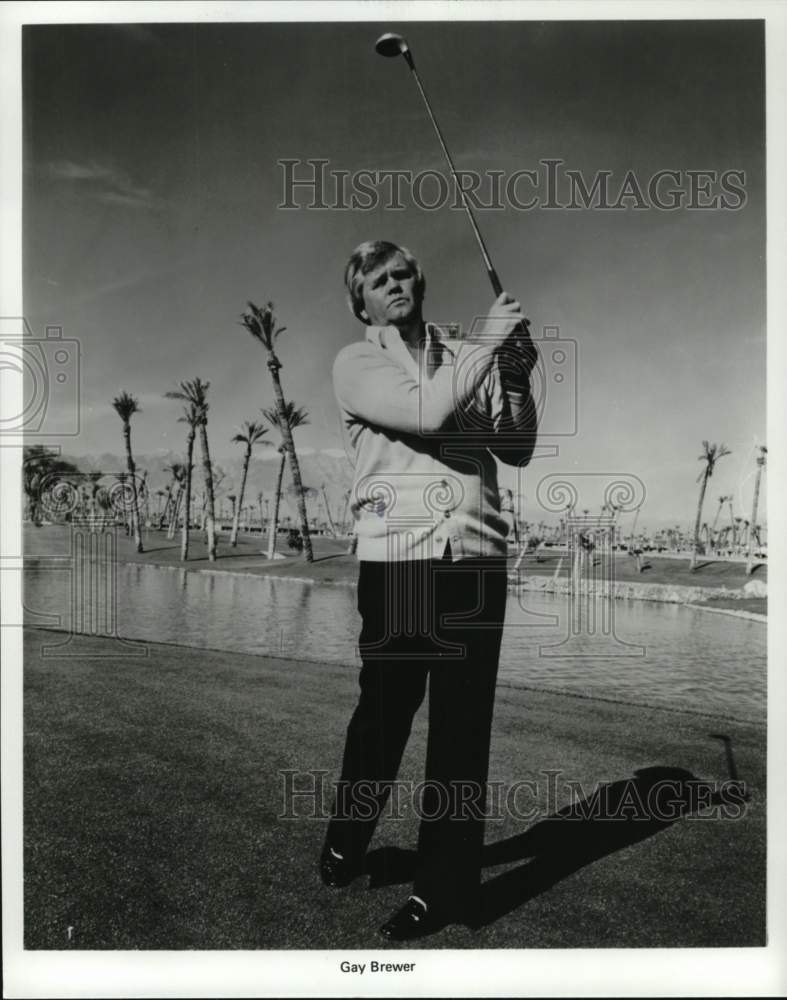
365, 765, 745, 928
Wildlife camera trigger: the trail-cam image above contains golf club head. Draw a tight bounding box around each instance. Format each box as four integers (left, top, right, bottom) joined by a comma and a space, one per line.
375, 32, 411, 61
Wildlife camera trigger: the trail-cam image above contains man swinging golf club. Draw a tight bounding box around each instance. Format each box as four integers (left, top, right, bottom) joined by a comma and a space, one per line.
321, 238, 538, 939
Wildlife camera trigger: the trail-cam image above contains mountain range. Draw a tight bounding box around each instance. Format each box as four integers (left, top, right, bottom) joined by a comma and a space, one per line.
61, 448, 356, 526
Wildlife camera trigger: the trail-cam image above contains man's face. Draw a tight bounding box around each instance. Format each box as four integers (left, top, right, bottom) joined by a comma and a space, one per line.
360, 253, 423, 327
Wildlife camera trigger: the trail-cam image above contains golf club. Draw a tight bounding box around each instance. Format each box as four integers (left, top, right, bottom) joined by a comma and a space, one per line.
375, 31, 504, 297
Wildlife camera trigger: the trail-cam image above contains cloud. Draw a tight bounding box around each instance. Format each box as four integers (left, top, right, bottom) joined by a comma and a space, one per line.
44, 161, 114, 182
41, 160, 164, 210
97, 190, 160, 209
66, 266, 156, 308
321, 448, 348, 459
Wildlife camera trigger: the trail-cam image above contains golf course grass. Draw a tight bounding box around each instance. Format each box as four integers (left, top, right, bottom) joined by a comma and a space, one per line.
24, 627, 765, 950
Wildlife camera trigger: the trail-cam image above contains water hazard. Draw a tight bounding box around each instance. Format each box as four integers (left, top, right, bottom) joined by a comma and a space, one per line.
23, 560, 766, 723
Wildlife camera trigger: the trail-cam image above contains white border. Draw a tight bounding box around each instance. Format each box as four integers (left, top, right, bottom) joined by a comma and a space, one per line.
2, 2, 785, 997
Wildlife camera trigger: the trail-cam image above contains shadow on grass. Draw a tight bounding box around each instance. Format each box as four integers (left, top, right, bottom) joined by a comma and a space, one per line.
365, 765, 746, 930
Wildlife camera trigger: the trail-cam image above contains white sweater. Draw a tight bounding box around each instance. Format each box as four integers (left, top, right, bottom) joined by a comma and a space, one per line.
332, 322, 537, 562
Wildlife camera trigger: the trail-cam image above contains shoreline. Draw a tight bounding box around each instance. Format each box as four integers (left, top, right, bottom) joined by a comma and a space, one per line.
24, 538, 769, 615
512, 573, 768, 615
25, 623, 765, 726
684, 602, 767, 623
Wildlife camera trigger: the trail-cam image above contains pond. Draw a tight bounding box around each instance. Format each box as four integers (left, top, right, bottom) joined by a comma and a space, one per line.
23, 559, 766, 723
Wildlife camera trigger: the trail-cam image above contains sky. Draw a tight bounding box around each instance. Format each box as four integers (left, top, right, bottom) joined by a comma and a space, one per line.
22, 18, 766, 530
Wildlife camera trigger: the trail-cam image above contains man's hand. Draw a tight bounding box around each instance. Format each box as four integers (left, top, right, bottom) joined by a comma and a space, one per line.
480, 292, 527, 345
480, 292, 538, 382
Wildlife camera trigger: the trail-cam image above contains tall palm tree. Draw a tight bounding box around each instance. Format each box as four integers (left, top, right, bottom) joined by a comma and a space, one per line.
230, 420, 271, 547
164, 462, 186, 539
268, 446, 287, 557
746, 445, 767, 574
115, 472, 130, 534
174, 404, 199, 560
240, 301, 314, 562
165, 379, 217, 561
261, 400, 309, 560
139, 470, 150, 527
690, 440, 731, 570
196, 465, 226, 532
111, 391, 143, 552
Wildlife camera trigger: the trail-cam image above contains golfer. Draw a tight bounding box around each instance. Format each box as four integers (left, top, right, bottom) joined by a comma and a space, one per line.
322, 240, 537, 939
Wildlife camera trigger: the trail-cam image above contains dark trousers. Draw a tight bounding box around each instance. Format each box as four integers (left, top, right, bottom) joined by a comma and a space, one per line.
326, 546, 508, 912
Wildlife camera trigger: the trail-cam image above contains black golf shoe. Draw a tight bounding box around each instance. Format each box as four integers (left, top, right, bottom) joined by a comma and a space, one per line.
379, 896, 448, 941
319, 844, 364, 888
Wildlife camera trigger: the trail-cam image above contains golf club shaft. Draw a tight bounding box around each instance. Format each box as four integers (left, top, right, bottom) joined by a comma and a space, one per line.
404, 56, 504, 298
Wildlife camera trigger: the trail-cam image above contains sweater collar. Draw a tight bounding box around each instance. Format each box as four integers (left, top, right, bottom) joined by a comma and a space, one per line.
364, 321, 447, 349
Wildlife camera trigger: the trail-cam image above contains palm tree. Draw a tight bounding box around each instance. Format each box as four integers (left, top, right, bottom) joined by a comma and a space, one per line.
196, 465, 226, 532
711, 495, 730, 552
22, 446, 80, 525
157, 484, 171, 529
499, 488, 519, 546
339, 489, 352, 535
165, 379, 217, 561
746, 446, 767, 574
111, 391, 143, 552
261, 400, 309, 560
320, 483, 338, 538
139, 470, 150, 526
230, 421, 271, 547
741, 519, 751, 550
240, 301, 314, 562
171, 403, 199, 561
690, 441, 731, 570
726, 497, 736, 550
164, 462, 186, 539
85, 471, 104, 527
116, 472, 130, 534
